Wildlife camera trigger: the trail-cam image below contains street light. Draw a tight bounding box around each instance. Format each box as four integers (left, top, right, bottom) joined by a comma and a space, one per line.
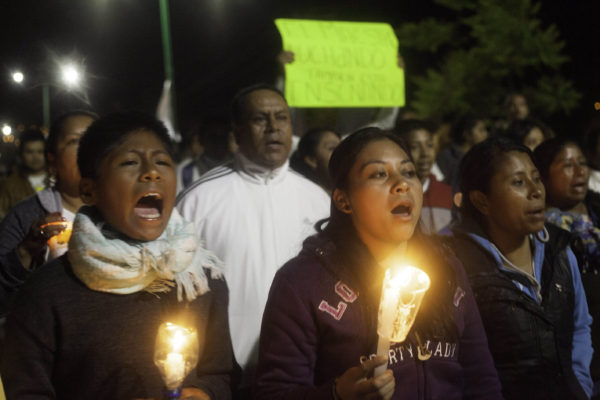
10, 61, 85, 129
60, 64, 81, 88
12, 71, 24, 84
1, 124, 11, 136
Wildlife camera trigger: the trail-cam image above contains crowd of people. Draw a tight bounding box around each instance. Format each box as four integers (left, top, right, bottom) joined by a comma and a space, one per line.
0, 81, 598, 400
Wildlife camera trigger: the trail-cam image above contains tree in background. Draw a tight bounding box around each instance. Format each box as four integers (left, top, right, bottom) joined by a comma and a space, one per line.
396, 0, 580, 121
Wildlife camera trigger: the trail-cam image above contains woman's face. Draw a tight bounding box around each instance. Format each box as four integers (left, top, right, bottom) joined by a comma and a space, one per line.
311, 131, 340, 177
48, 115, 95, 197
545, 143, 589, 210
475, 151, 545, 240
405, 129, 435, 183
466, 121, 488, 146
82, 129, 176, 241
335, 139, 422, 258
523, 127, 544, 151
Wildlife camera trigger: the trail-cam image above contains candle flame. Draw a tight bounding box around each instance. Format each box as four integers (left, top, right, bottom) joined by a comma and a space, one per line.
378, 265, 430, 342
154, 322, 199, 390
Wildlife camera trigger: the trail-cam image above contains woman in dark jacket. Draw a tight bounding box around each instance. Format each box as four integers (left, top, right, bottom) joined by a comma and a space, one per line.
0, 110, 97, 316
448, 137, 593, 400
534, 138, 600, 397
255, 127, 502, 400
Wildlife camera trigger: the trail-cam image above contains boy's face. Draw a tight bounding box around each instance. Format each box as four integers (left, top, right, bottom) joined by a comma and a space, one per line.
405, 129, 435, 183
81, 129, 176, 241
22, 140, 46, 173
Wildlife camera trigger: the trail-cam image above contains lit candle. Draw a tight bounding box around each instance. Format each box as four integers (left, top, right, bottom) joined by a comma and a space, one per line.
164, 352, 185, 386
42, 221, 73, 260
374, 266, 430, 376
154, 322, 199, 392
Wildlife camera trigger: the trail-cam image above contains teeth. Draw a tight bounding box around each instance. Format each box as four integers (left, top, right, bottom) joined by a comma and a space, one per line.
134, 207, 160, 219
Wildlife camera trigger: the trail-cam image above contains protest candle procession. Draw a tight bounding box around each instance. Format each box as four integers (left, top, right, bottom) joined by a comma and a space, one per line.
0, 0, 600, 399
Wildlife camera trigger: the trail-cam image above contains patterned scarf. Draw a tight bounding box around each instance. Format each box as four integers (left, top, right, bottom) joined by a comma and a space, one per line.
68, 206, 223, 301
546, 208, 600, 273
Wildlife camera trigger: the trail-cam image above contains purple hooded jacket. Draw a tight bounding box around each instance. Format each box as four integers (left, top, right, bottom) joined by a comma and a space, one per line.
255, 234, 503, 400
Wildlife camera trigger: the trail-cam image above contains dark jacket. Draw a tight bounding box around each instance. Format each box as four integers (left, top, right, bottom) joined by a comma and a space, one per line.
1, 255, 233, 400
448, 222, 592, 400
578, 190, 600, 389
255, 233, 502, 400
0, 189, 62, 316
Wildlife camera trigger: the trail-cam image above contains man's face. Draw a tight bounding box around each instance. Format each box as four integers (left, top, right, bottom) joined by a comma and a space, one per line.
234, 89, 292, 169
404, 129, 435, 183
507, 95, 529, 121
21, 140, 46, 173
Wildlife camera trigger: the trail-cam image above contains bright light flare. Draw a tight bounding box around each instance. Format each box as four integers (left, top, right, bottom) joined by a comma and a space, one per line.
61, 64, 81, 87
12, 71, 24, 83
2, 124, 12, 136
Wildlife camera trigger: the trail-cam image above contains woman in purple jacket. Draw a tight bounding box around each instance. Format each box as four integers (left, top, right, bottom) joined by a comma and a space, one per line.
255, 128, 502, 400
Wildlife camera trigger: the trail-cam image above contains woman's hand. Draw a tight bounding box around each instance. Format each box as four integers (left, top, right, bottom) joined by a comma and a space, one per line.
17, 212, 65, 269
335, 355, 395, 400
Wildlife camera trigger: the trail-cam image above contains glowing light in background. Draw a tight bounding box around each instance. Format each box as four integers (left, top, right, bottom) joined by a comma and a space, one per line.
12, 71, 24, 83
61, 64, 82, 88
2, 124, 12, 136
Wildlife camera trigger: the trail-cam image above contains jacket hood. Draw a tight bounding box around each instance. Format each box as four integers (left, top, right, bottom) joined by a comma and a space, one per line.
298, 232, 384, 300
36, 187, 62, 214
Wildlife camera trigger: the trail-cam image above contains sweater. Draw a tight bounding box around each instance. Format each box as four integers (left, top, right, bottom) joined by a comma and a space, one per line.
420, 174, 453, 234
255, 234, 503, 400
1, 256, 233, 400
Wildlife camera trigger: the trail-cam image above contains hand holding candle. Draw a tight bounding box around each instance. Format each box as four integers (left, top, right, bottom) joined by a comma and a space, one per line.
374, 265, 430, 377
41, 220, 73, 259
154, 322, 199, 394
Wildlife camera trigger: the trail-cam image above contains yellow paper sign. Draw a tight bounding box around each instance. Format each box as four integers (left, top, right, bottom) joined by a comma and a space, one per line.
275, 19, 405, 108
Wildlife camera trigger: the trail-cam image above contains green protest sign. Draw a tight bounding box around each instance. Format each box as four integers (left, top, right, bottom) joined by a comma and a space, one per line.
275, 19, 405, 108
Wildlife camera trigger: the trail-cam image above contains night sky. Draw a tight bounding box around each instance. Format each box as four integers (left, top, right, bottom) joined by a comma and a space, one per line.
1, 0, 598, 142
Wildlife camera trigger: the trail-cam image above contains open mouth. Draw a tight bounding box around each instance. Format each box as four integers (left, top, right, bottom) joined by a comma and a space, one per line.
265, 139, 283, 148
134, 193, 163, 220
391, 203, 413, 217
526, 207, 545, 218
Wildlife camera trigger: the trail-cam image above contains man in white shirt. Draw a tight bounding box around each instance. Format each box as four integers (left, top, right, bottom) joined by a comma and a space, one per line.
177, 84, 330, 390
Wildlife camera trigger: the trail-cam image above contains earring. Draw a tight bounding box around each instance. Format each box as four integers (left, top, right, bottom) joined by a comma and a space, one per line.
536, 226, 549, 243
48, 171, 57, 189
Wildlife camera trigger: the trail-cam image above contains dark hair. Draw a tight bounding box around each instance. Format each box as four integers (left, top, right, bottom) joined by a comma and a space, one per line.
289, 128, 340, 184
18, 129, 45, 155
394, 119, 433, 138
77, 111, 172, 179
459, 136, 532, 223
504, 118, 548, 146
504, 92, 527, 109
321, 127, 458, 341
47, 110, 98, 157
230, 83, 286, 126
450, 115, 484, 145
533, 137, 580, 182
